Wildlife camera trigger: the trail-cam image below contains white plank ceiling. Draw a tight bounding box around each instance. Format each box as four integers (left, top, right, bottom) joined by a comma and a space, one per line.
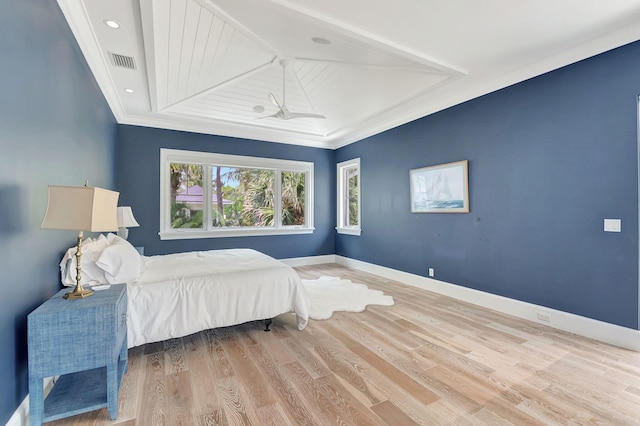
58, 0, 640, 148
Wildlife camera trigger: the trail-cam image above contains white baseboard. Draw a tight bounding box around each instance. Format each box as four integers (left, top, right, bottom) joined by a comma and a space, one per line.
335, 255, 640, 352
7, 377, 55, 426
280, 254, 336, 267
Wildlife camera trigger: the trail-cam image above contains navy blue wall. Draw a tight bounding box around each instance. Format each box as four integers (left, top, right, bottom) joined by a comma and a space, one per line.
337, 41, 640, 330
116, 125, 335, 259
2, 2, 638, 421
0, 1, 117, 423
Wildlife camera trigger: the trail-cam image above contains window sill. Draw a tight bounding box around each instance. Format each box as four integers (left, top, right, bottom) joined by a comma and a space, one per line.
159, 227, 315, 240
336, 227, 361, 236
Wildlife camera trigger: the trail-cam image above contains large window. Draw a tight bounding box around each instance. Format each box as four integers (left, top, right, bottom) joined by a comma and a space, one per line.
160, 149, 314, 239
336, 158, 361, 235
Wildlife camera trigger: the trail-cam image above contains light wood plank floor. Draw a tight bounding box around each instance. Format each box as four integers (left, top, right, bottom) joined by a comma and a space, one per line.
48, 263, 640, 425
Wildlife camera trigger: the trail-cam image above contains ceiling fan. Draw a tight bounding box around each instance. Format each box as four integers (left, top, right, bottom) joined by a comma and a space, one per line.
260, 59, 325, 120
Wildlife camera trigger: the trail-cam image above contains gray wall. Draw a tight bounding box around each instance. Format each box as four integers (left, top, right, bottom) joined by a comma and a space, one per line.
0, 1, 117, 422
336, 41, 640, 330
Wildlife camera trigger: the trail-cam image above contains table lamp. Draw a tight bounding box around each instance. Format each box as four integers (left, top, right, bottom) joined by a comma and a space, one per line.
116, 206, 139, 240
41, 183, 119, 299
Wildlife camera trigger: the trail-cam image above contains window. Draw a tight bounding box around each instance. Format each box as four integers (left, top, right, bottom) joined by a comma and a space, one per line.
160, 149, 314, 239
336, 158, 361, 235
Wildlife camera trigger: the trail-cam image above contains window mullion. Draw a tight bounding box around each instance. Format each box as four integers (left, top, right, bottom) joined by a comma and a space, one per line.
203, 165, 212, 231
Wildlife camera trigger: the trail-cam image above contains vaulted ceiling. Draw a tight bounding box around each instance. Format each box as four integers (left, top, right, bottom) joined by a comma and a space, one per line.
58, 0, 640, 149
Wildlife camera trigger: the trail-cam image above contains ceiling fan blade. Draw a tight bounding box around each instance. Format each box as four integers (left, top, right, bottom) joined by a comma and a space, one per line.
257, 110, 284, 120
286, 112, 326, 120
268, 92, 281, 108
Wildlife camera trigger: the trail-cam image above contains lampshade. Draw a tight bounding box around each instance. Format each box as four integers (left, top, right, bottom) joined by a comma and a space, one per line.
41, 184, 119, 300
116, 206, 139, 228
41, 185, 119, 232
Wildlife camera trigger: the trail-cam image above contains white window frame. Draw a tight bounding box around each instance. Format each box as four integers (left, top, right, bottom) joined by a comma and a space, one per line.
159, 148, 314, 240
336, 158, 361, 236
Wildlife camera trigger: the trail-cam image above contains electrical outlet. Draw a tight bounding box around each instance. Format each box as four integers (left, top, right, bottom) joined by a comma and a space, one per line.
428, 267, 434, 277
604, 218, 621, 232
537, 312, 551, 323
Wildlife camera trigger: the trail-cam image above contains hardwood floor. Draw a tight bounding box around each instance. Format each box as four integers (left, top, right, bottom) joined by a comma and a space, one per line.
48, 263, 640, 425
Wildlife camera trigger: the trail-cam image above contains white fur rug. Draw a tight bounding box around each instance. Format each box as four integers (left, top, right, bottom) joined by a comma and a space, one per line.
301, 276, 394, 320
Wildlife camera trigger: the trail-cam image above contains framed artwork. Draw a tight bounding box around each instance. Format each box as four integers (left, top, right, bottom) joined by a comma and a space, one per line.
410, 160, 469, 213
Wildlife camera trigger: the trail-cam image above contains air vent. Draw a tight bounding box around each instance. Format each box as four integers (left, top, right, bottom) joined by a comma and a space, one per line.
109, 52, 136, 70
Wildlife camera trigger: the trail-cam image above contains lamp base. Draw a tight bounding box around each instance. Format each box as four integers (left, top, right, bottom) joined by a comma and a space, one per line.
117, 227, 129, 240
64, 287, 94, 299
62, 231, 95, 300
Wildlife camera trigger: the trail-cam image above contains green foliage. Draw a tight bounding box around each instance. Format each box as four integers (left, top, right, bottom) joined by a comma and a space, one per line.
241, 169, 275, 226
170, 164, 306, 229
170, 163, 203, 188
170, 202, 203, 229
281, 171, 305, 225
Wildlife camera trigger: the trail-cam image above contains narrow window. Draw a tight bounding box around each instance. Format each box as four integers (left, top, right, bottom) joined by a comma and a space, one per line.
337, 158, 361, 235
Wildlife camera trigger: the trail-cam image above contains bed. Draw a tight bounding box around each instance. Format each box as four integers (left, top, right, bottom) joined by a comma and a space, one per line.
60, 234, 309, 348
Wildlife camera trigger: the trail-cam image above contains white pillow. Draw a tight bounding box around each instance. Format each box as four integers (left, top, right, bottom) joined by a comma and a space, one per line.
60, 234, 110, 286
105, 232, 118, 244
95, 235, 143, 284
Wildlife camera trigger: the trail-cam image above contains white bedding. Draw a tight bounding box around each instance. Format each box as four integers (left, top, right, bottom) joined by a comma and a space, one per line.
126, 248, 309, 347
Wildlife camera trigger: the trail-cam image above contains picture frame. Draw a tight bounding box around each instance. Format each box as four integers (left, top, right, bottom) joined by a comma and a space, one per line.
410, 160, 469, 213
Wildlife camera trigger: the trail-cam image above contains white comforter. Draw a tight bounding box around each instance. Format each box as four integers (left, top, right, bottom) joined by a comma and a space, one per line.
126, 249, 309, 347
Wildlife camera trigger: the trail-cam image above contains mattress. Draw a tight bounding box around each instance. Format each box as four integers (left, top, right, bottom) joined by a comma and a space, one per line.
126, 248, 309, 347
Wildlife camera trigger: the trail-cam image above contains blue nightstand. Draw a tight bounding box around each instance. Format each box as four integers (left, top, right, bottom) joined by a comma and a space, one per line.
27, 285, 128, 425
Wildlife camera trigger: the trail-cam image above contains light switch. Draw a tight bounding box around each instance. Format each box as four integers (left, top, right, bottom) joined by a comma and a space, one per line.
604, 218, 621, 232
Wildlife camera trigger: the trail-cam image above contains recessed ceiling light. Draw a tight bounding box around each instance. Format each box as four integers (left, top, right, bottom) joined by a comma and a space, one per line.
311, 37, 331, 45
124, 88, 134, 93
104, 19, 120, 29
253, 105, 265, 113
